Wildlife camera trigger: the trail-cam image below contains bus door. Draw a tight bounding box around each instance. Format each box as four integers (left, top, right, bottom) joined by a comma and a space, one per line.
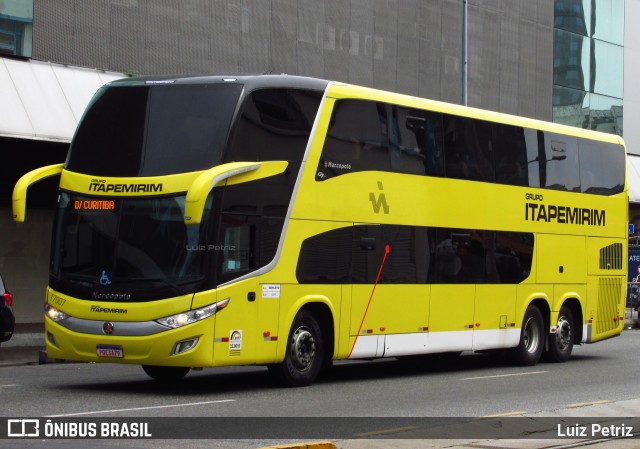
211, 214, 280, 365
349, 225, 430, 358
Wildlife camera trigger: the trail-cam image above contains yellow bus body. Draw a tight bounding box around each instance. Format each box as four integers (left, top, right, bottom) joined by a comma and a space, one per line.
14, 76, 626, 384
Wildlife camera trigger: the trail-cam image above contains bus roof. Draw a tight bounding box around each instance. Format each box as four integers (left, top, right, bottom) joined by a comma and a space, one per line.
108, 73, 331, 92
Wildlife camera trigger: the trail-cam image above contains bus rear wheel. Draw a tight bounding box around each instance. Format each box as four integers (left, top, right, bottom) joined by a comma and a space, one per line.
269, 310, 324, 387
142, 365, 190, 381
545, 305, 574, 363
509, 305, 544, 366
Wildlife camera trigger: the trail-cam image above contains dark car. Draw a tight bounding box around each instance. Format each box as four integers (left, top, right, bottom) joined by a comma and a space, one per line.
0, 273, 15, 343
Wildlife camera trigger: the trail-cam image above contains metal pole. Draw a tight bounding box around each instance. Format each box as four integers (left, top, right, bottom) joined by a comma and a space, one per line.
462, 0, 468, 106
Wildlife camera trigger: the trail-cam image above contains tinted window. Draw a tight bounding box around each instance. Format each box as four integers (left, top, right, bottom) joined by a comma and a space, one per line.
579, 139, 624, 194
317, 100, 446, 181
317, 100, 390, 181
212, 173, 296, 285
68, 83, 242, 176
296, 227, 352, 283
68, 86, 147, 176
443, 116, 495, 182
225, 88, 322, 166
297, 225, 532, 285
392, 107, 445, 177
540, 132, 580, 191
315, 99, 623, 197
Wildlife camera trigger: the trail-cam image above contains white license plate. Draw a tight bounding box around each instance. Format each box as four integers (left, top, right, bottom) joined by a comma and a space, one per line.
96, 345, 124, 358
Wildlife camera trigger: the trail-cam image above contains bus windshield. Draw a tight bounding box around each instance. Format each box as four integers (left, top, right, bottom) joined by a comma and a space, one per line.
51, 192, 210, 300
66, 82, 243, 177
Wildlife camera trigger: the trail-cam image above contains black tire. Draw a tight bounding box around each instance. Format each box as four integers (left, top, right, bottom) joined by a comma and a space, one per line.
509, 305, 545, 366
269, 310, 324, 387
142, 365, 190, 381
545, 305, 574, 363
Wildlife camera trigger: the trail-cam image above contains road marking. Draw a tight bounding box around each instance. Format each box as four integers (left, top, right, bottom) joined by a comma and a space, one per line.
461, 370, 548, 380
567, 400, 610, 408
479, 411, 527, 418
0, 384, 20, 388
354, 426, 419, 437
46, 399, 236, 417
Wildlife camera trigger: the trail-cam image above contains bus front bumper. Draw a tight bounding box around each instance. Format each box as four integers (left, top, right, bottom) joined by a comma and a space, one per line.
44, 316, 214, 367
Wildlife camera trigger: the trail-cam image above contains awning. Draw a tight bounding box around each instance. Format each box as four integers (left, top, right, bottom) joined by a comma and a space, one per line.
629, 154, 640, 203
0, 57, 128, 143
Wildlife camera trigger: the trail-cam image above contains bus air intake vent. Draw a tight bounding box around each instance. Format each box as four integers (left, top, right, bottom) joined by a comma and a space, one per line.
599, 243, 622, 270
596, 277, 622, 334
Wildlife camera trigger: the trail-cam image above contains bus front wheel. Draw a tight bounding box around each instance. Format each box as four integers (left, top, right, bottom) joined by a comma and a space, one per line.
269, 310, 324, 387
509, 305, 544, 366
142, 365, 190, 381
545, 305, 574, 363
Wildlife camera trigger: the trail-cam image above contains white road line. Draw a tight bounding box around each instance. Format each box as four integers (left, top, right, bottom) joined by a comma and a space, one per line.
46, 399, 236, 417
0, 384, 20, 388
461, 370, 548, 380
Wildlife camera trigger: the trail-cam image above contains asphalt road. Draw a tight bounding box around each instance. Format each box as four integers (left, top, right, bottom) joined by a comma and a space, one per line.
2, 329, 640, 448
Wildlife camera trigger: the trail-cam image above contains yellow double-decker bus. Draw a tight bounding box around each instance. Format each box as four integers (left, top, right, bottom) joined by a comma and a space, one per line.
13, 75, 627, 386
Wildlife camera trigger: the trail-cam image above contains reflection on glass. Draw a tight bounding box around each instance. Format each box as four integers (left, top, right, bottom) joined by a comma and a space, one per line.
591, 40, 623, 98
591, 0, 624, 45
553, 0, 624, 137
555, 0, 590, 37
552, 86, 588, 128
589, 94, 623, 135
0, 0, 33, 57
543, 133, 580, 192
554, 29, 590, 91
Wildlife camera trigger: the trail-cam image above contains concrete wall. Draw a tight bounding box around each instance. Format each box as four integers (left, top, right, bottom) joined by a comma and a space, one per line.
33, 0, 554, 119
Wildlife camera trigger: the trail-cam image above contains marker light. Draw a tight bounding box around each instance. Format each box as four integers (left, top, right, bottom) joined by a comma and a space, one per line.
45, 303, 69, 322
156, 298, 230, 329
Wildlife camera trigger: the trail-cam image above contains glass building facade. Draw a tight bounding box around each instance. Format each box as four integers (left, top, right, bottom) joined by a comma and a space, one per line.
553, 0, 624, 135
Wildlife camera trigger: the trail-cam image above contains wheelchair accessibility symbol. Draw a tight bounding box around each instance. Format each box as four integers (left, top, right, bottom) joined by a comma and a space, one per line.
99, 270, 112, 286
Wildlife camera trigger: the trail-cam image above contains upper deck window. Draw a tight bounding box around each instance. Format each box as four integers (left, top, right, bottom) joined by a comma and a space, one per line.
66, 83, 242, 177
317, 98, 624, 196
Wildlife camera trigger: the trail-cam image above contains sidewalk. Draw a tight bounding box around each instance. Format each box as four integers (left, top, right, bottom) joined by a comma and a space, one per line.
0, 322, 46, 366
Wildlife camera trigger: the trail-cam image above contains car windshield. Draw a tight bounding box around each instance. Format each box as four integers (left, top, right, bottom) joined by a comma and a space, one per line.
51, 192, 210, 299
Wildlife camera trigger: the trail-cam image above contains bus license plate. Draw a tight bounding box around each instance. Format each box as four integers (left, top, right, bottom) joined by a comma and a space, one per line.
96, 345, 124, 358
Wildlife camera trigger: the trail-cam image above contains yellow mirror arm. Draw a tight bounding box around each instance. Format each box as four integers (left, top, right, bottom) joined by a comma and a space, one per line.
184, 161, 288, 225
12, 163, 64, 222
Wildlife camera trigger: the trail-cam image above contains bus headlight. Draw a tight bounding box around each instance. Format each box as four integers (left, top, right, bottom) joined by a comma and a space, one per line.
45, 303, 69, 322
156, 297, 230, 329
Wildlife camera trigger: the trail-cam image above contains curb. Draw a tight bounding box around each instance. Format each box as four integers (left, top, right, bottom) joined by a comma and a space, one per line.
256, 443, 336, 449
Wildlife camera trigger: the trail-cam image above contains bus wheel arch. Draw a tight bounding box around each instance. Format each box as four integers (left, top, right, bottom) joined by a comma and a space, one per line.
269, 303, 334, 387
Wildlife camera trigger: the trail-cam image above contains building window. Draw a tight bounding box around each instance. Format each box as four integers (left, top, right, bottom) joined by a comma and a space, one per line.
0, 0, 33, 57
553, 0, 624, 136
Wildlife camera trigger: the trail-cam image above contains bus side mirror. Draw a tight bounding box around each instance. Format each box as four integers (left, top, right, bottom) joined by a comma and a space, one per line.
183, 160, 289, 225
12, 163, 64, 222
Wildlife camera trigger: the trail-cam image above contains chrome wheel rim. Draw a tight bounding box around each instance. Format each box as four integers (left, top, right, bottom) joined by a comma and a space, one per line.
555, 316, 572, 352
523, 316, 541, 354
291, 326, 315, 371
